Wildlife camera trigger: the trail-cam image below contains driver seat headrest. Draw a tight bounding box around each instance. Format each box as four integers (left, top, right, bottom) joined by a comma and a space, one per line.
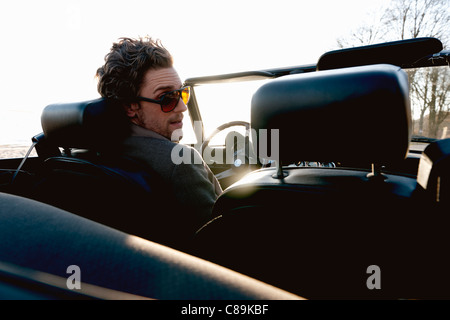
251, 64, 411, 165
40, 98, 130, 150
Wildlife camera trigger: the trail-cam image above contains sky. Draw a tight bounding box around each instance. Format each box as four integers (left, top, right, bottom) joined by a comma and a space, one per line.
0, 0, 389, 145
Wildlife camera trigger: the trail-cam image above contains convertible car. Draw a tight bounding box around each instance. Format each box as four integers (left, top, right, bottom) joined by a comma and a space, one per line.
0, 37, 449, 301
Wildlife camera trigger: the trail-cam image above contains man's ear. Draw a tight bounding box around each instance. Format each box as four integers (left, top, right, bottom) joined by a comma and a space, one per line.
124, 103, 139, 118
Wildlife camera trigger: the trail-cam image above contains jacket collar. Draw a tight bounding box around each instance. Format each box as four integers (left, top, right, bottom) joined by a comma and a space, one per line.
129, 123, 169, 141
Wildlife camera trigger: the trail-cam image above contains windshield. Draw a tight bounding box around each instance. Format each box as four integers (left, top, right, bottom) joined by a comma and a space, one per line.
182, 81, 270, 146
188, 65, 449, 150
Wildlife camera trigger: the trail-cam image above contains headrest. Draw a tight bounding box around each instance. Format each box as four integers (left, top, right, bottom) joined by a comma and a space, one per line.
41, 98, 130, 149
251, 64, 411, 164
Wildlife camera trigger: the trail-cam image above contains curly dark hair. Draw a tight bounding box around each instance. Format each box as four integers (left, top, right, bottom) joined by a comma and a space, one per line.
96, 37, 173, 105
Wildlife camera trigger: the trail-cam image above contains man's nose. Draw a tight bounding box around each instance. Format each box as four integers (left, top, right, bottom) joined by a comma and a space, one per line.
174, 98, 188, 113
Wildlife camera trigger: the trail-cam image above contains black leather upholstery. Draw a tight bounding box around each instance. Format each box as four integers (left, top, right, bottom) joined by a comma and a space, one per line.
29, 155, 173, 244
29, 98, 190, 249
40, 98, 130, 150
250, 64, 411, 165
0, 192, 301, 300
417, 138, 450, 209
194, 167, 436, 299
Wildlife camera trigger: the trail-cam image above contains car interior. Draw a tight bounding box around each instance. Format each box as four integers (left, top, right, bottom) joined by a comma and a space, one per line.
0, 37, 449, 299
192, 63, 450, 299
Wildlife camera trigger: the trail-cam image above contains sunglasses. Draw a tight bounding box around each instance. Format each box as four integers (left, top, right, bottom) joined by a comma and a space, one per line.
137, 86, 191, 113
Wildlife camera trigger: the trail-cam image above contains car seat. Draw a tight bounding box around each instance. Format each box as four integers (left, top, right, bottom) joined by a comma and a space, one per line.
0, 192, 302, 300
23, 98, 189, 250
193, 64, 450, 299
417, 137, 450, 210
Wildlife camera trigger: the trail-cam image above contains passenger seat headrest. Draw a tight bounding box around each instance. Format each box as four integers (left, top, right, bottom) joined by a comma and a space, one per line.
251, 64, 411, 165
41, 98, 130, 149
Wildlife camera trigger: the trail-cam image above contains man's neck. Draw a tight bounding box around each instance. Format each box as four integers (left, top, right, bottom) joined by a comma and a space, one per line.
129, 123, 169, 141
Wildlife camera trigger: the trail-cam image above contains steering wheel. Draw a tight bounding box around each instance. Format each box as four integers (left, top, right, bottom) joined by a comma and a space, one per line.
201, 121, 250, 154
201, 121, 256, 181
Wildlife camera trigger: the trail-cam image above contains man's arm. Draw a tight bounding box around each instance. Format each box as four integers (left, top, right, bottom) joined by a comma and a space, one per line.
171, 146, 222, 234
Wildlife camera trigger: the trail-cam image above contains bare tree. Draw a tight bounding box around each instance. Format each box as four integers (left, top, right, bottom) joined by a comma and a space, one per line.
337, 0, 449, 44
337, 0, 450, 138
383, 0, 449, 43
411, 67, 450, 138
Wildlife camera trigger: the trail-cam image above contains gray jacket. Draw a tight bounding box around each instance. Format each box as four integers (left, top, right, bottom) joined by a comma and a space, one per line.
119, 124, 222, 244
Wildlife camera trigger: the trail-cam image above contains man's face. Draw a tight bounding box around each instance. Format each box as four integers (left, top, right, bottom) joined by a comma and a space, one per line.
126, 67, 187, 140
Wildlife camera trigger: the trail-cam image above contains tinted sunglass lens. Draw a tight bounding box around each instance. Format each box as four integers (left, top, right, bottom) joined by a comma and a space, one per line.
159, 88, 190, 112
181, 87, 190, 104
161, 93, 179, 112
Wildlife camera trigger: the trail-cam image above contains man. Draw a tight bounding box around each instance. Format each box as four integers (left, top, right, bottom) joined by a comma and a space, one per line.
96, 37, 222, 248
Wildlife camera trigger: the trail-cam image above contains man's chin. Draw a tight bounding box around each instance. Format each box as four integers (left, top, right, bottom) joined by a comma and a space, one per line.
171, 128, 183, 142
